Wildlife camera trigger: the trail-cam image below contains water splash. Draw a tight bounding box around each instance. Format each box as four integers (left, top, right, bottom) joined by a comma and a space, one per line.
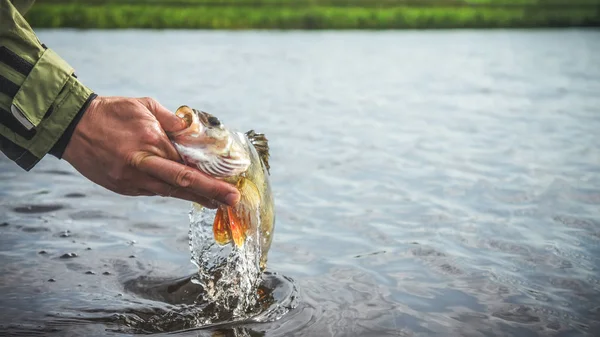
188, 203, 265, 322
68, 202, 299, 334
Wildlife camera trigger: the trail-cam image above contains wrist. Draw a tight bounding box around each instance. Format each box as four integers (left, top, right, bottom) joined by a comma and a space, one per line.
50, 92, 98, 159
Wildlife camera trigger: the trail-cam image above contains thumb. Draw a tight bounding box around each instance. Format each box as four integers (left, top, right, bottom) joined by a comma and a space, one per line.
138, 97, 186, 132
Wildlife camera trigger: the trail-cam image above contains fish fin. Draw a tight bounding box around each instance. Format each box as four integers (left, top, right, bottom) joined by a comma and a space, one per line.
226, 206, 247, 247
245, 130, 271, 175
211, 178, 262, 248
213, 206, 231, 245
223, 178, 262, 248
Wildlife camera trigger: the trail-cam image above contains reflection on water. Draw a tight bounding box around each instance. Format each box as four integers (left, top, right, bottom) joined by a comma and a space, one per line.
1, 29, 600, 336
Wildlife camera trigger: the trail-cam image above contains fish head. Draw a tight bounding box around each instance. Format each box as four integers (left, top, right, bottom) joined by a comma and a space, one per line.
168, 105, 251, 178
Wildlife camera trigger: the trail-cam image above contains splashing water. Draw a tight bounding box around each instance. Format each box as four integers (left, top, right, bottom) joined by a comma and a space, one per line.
99, 201, 299, 334
188, 204, 265, 322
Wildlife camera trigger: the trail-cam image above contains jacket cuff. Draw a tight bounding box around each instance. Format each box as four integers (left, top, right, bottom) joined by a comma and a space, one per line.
0, 75, 95, 171
49, 92, 97, 159
10, 48, 74, 130
26, 75, 95, 161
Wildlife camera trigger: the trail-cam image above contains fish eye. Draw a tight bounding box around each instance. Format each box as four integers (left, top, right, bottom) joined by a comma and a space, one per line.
207, 116, 221, 127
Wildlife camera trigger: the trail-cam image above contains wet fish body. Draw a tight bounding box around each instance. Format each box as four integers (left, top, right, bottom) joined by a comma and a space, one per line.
168, 106, 275, 271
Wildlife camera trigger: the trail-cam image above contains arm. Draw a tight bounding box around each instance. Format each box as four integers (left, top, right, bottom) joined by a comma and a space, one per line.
1, 0, 95, 170
0, 0, 240, 207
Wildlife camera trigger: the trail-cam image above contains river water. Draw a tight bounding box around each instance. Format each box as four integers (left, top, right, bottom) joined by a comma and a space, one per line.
1, 29, 599, 336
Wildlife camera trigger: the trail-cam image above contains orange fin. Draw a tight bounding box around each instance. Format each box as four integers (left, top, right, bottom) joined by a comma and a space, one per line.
213, 207, 231, 245
227, 207, 248, 247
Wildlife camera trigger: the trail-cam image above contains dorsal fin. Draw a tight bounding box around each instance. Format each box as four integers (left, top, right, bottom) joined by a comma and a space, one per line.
245, 130, 270, 174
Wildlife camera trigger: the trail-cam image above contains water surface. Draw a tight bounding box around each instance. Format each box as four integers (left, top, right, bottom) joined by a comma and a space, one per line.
1, 29, 600, 336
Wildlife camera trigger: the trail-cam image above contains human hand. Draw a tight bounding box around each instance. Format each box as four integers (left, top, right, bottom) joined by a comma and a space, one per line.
62, 96, 240, 208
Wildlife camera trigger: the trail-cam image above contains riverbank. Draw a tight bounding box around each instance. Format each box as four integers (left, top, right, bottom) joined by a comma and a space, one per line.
25, 1, 600, 29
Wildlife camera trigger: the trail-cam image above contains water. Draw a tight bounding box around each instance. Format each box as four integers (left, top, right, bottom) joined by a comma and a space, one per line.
186, 204, 268, 324
1, 29, 600, 336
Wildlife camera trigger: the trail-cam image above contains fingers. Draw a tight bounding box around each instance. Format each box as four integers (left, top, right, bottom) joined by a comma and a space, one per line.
154, 131, 184, 163
138, 177, 218, 208
135, 97, 185, 163
138, 97, 186, 133
132, 153, 241, 206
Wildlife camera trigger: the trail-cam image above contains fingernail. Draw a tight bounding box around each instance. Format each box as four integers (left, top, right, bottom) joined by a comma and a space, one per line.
225, 192, 240, 206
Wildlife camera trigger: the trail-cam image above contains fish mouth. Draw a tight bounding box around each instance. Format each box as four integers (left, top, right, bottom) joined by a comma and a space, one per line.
167, 106, 203, 139
168, 106, 224, 140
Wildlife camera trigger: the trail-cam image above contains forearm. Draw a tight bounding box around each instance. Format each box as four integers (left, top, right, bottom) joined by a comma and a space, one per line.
0, 0, 96, 170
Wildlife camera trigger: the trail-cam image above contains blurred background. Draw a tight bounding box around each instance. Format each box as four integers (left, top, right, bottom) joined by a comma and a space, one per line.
25, 0, 600, 29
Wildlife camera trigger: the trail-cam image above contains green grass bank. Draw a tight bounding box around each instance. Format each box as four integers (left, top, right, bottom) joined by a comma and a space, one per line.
25, 0, 600, 29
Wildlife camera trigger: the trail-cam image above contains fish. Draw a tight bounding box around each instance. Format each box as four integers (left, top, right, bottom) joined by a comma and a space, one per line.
167, 105, 275, 271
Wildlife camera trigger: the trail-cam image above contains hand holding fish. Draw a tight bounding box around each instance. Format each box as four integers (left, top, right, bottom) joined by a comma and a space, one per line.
62, 96, 241, 208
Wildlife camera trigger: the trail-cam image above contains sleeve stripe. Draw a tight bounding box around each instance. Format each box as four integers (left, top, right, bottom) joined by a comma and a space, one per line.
0, 107, 36, 140
0, 46, 33, 76
0, 74, 19, 98
0, 131, 39, 171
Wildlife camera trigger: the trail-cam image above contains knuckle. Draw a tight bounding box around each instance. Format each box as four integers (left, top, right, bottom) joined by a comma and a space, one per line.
175, 168, 193, 188
141, 128, 161, 147
117, 99, 140, 116
140, 96, 157, 108
122, 97, 138, 108
127, 151, 148, 169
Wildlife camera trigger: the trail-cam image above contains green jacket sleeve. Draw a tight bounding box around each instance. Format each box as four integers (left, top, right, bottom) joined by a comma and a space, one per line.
1, 0, 96, 171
